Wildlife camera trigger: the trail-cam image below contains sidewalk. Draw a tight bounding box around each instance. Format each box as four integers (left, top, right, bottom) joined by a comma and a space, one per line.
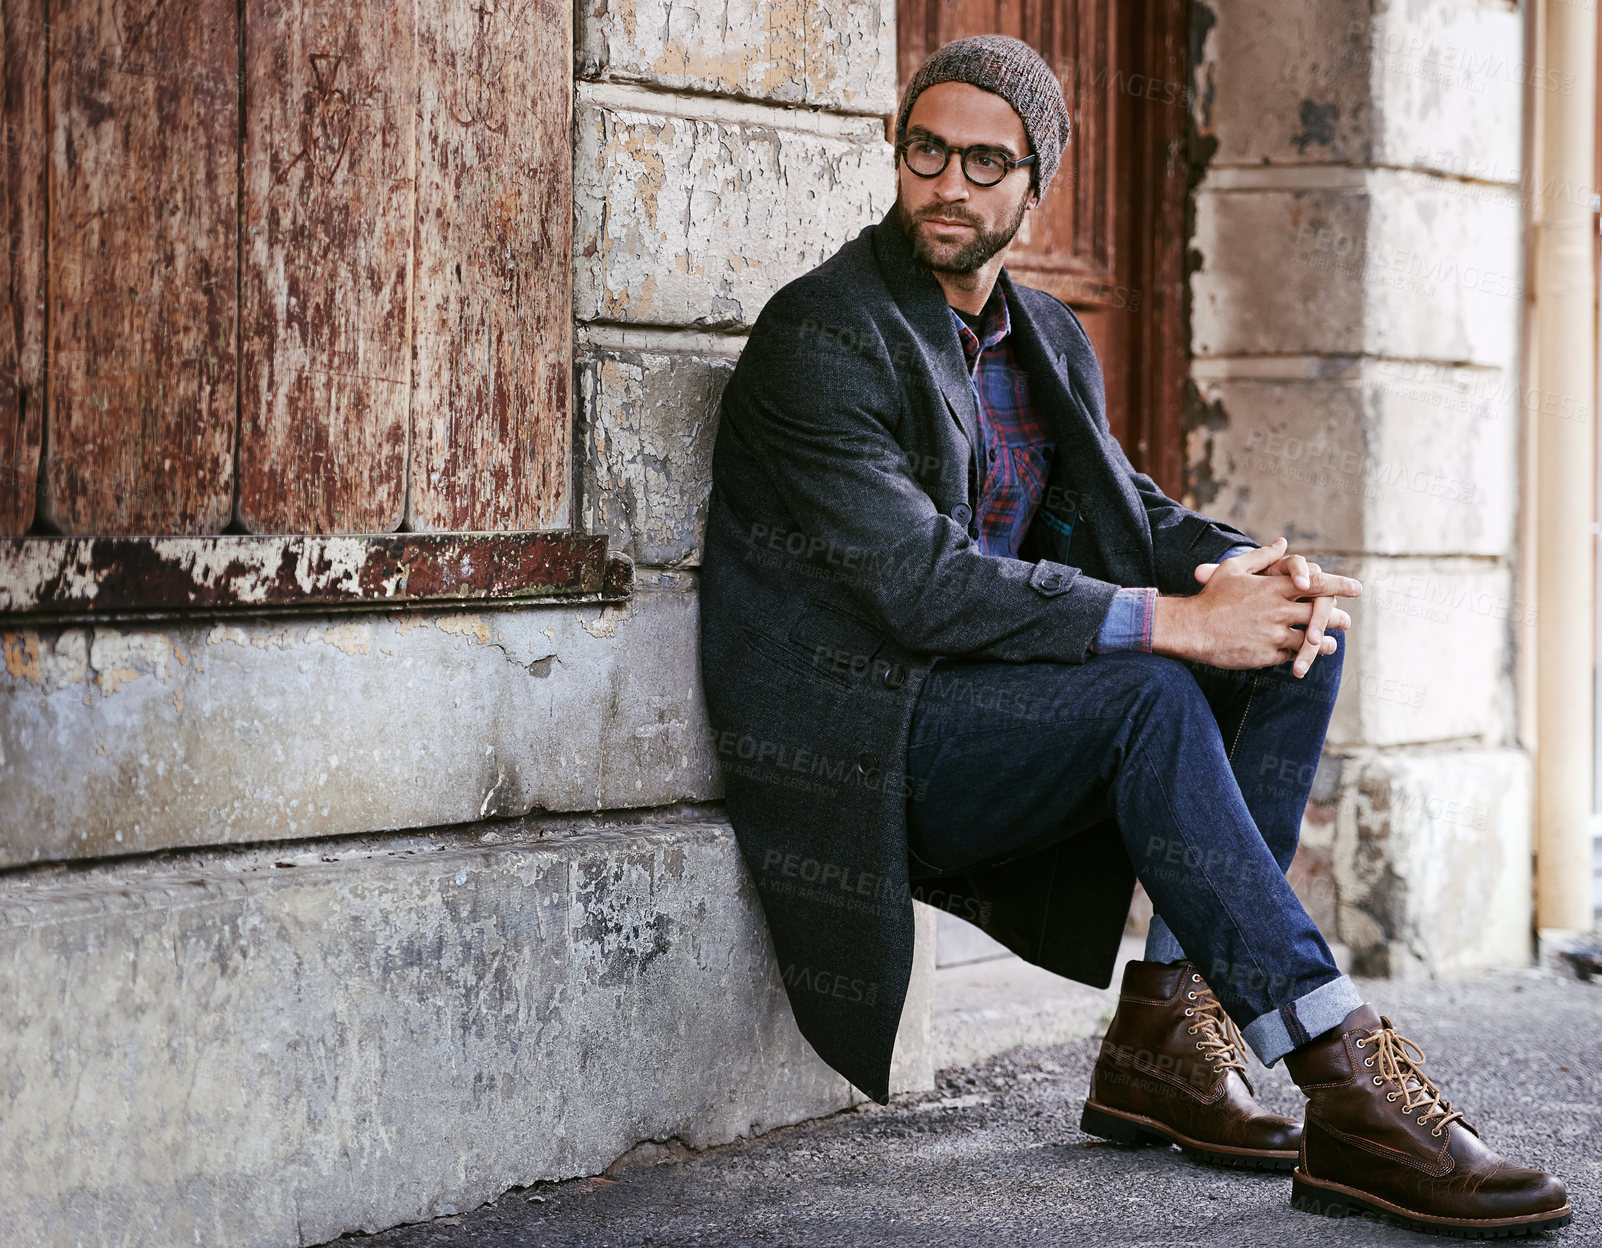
330, 966, 1599, 1248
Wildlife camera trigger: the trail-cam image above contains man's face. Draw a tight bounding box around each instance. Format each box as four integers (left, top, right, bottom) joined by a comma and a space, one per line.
895, 82, 1038, 275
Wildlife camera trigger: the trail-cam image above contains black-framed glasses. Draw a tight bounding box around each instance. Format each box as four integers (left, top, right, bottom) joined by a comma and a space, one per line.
896, 136, 1037, 187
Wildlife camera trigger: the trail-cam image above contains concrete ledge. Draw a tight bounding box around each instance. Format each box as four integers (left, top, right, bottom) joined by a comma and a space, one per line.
0, 587, 718, 866
0, 812, 930, 1248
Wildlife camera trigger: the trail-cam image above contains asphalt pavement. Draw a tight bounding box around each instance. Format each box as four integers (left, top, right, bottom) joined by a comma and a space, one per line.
330, 967, 1601, 1248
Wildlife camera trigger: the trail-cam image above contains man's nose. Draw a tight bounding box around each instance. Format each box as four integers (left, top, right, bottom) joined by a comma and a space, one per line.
931, 158, 969, 201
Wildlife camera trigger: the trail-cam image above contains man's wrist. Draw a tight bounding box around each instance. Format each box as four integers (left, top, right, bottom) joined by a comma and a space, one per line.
1151, 594, 1193, 661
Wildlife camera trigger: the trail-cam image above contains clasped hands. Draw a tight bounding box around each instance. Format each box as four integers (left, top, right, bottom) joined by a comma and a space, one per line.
1151, 536, 1362, 678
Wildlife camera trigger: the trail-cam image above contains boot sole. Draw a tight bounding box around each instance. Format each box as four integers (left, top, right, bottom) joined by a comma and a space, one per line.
1291, 1170, 1574, 1239
1079, 1100, 1299, 1172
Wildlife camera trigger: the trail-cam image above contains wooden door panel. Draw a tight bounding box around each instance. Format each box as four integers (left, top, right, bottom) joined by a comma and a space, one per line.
0, 0, 45, 535
1071, 304, 1124, 446
46, 0, 239, 534
409, 0, 570, 533
239, 0, 415, 534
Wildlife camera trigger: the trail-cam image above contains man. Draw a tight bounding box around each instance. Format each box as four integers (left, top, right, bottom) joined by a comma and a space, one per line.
699, 35, 1570, 1238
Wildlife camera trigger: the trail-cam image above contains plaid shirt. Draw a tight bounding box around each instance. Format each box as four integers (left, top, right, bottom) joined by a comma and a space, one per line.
950, 298, 1253, 653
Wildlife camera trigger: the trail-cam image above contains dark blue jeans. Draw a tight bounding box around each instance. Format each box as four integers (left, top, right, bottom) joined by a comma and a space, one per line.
904, 633, 1361, 1064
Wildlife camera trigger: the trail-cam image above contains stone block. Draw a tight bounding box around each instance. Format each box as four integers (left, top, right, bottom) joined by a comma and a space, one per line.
0, 585, 718, 866
933, 907, 1010, 968
0, 817, 857, 1247
1328, 558, 1518, 749
1193, 173, 1520, 369
576, 0, 894, 114
1198, 0, 1375, 167
1192, 185, 1368, 358
1197, 0, 1521, 182
1369, 0, 1524, 182
1328, 747, 1532, 976
573, 91, 895, 329
1186, 359, 1517, 556
1364, 174, 1523, 371
576, 341, 737, 567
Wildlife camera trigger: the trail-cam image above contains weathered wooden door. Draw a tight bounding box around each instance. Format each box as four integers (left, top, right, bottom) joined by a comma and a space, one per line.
0, 0, 571, 539
898, 0, 1190, 495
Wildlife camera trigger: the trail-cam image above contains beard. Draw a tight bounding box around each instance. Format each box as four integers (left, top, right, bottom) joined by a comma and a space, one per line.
896, 193, 1030, 274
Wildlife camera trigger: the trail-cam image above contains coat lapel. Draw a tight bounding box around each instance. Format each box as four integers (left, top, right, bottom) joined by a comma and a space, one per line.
870, 212, 981, 461
1001, 271, 1156, 587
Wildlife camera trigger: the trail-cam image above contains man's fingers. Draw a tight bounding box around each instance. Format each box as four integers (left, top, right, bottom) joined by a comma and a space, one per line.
1194, 562, 1218, 585
1296, 594, 1338, 674
1286, 554, 1312, 592
1302, 569, 1363, 598
1304, 595, 1336, 645
1235, 536, 1287, 573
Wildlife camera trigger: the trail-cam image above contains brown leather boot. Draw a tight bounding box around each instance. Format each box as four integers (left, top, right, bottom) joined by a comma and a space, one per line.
1079, 960, 1301, 1170
1286, 1005, 1572, 1237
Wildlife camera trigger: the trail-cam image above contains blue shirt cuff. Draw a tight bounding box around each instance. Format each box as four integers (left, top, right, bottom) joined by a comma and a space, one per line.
1089, 586, 1156, 653
1218, 543, 1256, 562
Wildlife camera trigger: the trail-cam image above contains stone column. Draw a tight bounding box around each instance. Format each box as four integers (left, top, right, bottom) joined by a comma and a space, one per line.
1188, 0, 1533, 976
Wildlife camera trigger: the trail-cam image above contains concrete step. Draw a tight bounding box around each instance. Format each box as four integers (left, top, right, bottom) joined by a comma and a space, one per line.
1, 812, 935, 1248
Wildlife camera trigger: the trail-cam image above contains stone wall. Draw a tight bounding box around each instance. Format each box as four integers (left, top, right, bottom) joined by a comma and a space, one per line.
0, 4, 924, 1246
1189, 0, 1533, 976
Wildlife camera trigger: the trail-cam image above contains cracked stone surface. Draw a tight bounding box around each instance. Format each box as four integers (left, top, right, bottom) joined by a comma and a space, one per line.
332, 968, 1600, 1247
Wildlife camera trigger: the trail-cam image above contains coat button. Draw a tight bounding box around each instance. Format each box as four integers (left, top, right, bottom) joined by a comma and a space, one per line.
855, 751, 878, 775
952, 504, 972, 526
882, 664, 905, 690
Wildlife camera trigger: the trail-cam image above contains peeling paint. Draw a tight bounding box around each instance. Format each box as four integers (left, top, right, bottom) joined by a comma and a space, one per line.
304, 622, 372, 657
1, 534, 609, 615
3, 632, 41, 683
435, 615, 494, 645
581, 606, 629, 639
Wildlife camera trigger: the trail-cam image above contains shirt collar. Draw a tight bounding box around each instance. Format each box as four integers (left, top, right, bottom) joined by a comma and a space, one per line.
949, 289, 1012, 368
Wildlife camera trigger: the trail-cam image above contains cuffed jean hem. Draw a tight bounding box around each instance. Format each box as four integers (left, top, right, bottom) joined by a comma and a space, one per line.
1242, 974, 1366, 1067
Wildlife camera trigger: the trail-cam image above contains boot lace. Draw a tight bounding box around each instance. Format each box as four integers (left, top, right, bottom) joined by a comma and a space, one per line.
1353, 1019, 1467, 1138
1183, 973, 1250, 1084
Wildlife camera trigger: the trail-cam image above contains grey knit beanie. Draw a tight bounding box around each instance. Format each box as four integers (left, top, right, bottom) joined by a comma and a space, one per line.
895, 36, 1070, 193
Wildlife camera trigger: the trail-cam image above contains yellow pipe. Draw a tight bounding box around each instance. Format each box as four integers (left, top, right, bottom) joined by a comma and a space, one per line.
1532, 0, 1598, 935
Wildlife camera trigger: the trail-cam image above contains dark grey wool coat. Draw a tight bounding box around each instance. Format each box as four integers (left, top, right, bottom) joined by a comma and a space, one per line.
698, 209, 1256, 1104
